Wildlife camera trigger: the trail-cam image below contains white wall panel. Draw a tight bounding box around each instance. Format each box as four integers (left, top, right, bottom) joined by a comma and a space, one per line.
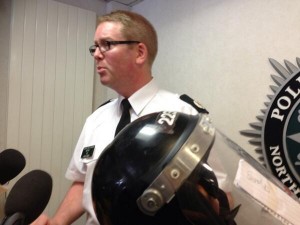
19, 0, 36, 163
133, 0, 300, 161
41, 0, 58, 176
7, 0, 25, 149
51, 2, 68, 208
7, 0, 96, 221
30, 0, 47, 172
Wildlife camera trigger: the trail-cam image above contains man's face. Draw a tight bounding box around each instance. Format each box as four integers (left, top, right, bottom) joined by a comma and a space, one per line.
93, 21, 137, 91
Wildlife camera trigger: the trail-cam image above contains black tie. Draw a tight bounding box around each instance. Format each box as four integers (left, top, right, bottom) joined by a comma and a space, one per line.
115, 99, 131, 136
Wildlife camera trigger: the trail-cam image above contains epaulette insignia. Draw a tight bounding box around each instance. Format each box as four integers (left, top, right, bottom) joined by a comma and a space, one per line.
179, 94, 209, 114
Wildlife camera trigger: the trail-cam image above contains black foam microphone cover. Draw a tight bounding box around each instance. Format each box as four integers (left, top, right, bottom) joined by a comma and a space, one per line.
0, 149, 26, 184
4, 170, 52, 225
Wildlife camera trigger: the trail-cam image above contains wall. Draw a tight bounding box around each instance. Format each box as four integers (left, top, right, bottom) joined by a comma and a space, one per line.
0, 0, 11, 156
55, 0, 110, 110
0, 0, 99, 223
0, 0, 107, 156
0, 0, 12, 218
0, 0, 127, 222
54, 0, 106, 15
132, 0, 300, 161
53, 0, 130, 109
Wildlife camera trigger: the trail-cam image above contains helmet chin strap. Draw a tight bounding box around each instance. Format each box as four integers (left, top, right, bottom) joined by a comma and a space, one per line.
177, 181, 226, 225
177, 181, 240, 225
217, 189, 241, 225
186, 160, 241, 225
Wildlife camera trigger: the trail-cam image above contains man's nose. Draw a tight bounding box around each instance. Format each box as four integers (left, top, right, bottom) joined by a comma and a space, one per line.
94, 47, 104, 59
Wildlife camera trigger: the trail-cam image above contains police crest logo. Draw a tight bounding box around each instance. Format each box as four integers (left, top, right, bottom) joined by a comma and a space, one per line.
241, 58, 300, 200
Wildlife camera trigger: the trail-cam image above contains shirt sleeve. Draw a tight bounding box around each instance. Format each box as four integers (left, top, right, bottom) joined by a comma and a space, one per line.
65, 122, 88, 182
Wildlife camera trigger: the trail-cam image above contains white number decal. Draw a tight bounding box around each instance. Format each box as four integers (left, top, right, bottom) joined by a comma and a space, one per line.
295, 153, 300, 166
157, 112, 177, 126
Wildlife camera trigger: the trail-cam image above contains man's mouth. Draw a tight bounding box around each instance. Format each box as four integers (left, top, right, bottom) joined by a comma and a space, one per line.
97, 66, 105, 73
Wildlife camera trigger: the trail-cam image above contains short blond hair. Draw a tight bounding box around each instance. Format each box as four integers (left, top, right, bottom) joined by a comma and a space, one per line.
98, 10, 158, 66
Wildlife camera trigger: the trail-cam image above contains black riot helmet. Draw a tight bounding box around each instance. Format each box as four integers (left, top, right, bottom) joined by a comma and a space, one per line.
92, 111, 239, 225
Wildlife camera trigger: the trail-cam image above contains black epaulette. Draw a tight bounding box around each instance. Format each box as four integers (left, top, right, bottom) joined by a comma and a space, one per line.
180, 94, 209, 114
97, 99, 112, 109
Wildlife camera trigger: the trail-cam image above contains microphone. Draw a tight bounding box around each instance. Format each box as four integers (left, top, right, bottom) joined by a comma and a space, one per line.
1, 170, 52, 225
0, 149, 26, 185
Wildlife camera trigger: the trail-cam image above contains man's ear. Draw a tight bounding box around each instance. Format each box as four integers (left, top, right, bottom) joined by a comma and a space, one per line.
136, 43, 148, 65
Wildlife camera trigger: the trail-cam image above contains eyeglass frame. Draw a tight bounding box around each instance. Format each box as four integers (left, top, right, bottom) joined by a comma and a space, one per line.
89, 40, 140, 56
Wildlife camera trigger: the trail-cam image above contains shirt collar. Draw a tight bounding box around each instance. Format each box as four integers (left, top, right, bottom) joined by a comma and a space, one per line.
117, 79, 159, 116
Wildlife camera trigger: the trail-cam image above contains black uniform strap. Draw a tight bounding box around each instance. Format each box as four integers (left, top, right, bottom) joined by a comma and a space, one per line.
97, 99, 112, 109
180, 94, 209, 114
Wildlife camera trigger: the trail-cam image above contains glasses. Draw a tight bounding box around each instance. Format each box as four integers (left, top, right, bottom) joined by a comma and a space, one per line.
89, 40, 140, 56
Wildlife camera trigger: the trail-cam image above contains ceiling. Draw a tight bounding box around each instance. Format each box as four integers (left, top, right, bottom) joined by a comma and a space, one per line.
104, 0, 144, 7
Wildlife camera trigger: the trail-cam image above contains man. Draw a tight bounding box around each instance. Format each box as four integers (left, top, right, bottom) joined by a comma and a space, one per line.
33, 10, 204, 225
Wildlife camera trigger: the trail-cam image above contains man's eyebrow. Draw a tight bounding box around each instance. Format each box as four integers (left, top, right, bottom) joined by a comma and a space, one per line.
94, 39, 102, 44
96, 37, 115, 42
94, 39, 108, 44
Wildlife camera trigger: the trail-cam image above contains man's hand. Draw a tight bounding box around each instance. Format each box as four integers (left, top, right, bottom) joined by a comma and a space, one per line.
31, 182, 85, 225
30, 214, 50, 225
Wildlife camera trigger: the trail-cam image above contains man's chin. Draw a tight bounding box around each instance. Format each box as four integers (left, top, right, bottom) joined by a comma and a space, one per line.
99, 75, 110, 85
100, 80, 109, 86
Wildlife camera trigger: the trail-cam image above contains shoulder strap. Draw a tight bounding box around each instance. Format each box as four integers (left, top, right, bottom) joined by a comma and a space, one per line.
97, 99, 112, 109
180, 94, 209, 114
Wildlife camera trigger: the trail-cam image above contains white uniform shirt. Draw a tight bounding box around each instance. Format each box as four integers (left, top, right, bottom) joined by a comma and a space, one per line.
65, 79, 199, 225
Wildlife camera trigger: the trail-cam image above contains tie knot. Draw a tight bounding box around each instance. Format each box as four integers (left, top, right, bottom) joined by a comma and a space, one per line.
121, 99, 131, 111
